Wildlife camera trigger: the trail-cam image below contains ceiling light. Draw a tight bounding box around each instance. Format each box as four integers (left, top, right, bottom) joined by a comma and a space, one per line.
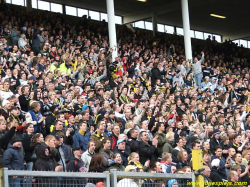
137, 0, 147, 2
210, 14, 226, 19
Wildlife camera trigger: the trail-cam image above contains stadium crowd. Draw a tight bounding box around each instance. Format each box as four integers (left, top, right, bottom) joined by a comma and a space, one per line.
1, 3, 250, 187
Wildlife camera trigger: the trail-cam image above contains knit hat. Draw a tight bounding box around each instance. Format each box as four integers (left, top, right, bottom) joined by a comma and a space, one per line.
168, 179, 178, 187
213, 129, 221, 136
10, 136, 22, 145
2, 99, 10, 107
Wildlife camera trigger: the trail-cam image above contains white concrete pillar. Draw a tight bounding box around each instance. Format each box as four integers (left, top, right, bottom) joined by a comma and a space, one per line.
26, 0, 32, 13
152, 12, 157, 37
181, 0, 192, 61
106, 0, 117, 62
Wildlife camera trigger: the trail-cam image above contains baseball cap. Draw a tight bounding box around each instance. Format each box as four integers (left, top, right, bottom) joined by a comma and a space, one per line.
117, 139, 126, 146
211, 159, 220, 167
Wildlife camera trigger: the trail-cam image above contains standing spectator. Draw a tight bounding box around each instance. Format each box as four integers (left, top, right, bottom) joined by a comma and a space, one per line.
72, 121, 91, 152
3, 136, 24, 187
81, 140, 96, 171
11, 25, 20, 46
100, 138, 114, 170
192, 51, 204, 87
110, 124, 120, 150
90, 123, 107, 153
138, 131, 161, 166
32, 27, 44, 55
210, 129, 221, 154
25, 101, 46, 133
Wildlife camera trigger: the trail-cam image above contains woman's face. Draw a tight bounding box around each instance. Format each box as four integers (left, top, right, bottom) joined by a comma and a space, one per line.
115, 154, 122, 163
0, 122, 6, 131
36, 134, 44, 143
26, 125, 34, 134
133, 154, 140, 163
182, 152, 188, 161
185, 168, 192, 174
37, 92, 41, 100
203, 154, 209, 163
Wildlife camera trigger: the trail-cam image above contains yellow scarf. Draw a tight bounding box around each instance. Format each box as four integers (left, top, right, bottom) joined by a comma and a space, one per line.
79, 129, 86, 136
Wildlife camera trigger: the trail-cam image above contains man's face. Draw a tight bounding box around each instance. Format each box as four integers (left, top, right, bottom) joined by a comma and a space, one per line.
13, 141, 22, 148
55, 138, 62, 147
141, 121, 148, 130
140, 132, 149, 142
229, 148, 236, 157
215, 149, 222, 157
68, 116, 75, 124
113, 126, 120, 135
193, 143, 201, 149
98, 125, 105, 134
11, 109, 20, 117
55, 122, 63, 130
235, 154, 242, 163
89, 142, 96, 152
74, 149, 82, 158
204, 167, 211, 177
118, 141, 126, 150
131, 130, 138, 139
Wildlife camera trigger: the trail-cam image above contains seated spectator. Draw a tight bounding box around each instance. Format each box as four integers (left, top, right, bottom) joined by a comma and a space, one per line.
100, 138, 114, 170
128, 152, 150, 171
161, 152, 173, 173
176, 150, 189, 169
113, 139, 130, 166
108, 153, 125, 172
88, 153, 105, 172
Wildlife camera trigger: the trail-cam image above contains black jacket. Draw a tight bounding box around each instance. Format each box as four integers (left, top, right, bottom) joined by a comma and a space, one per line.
138, 140, 161, 167
22, 133, 34, 162
0, 127, 16, 167
210, 168, 225, 187
19, 94, 30, 112
127, 137, 140, 153
210, 137, 221, 154
151, 67, 161, 86
34, 143, 56, 171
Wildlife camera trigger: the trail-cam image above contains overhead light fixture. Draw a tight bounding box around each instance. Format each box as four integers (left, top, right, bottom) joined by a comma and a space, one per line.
210, 14, 226, 19
137, 0, 147, 2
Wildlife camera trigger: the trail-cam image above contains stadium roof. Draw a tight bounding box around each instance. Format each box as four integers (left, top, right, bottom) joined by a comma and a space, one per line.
46, 0, 250, 41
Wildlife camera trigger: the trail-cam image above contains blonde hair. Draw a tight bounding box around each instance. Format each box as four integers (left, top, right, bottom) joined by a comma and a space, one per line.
166, 132, 175, 140
125, 121, 134, 129
128, 152, 139, 162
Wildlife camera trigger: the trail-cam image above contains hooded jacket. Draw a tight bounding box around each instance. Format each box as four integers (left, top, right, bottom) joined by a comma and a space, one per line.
33, 143, 56, 171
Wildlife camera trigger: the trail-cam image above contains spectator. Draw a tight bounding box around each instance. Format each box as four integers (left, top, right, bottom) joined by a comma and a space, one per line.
72, 121, 91, 152
81, 140, 96, 171
100, 138, 114, 170
88, 153, 105, 172
192, 51, 204, 87
128, 152, 150, 171
113, 139, 130, 166
3, 136, 24, 186
161, 152, 173, 173
108, 153, 125, 172
90, 123, 107, 153
138, 131, 161, 166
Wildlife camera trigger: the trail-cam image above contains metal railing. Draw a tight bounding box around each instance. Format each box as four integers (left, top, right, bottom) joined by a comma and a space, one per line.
1, 168, 110, 187
110, 169, 195, 187
1, 168, 195, 187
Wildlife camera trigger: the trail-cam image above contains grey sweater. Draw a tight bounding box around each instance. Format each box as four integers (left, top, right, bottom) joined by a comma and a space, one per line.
192, 54, 205, 75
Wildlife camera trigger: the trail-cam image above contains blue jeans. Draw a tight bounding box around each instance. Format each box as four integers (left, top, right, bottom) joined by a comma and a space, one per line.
23, 162, 33, 187
194, 73, 202, 88
9, 177, 24, 187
